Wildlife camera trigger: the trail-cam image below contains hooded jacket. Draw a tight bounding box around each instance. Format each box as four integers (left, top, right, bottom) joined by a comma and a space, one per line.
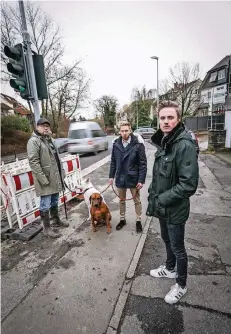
146, 122, 199, 224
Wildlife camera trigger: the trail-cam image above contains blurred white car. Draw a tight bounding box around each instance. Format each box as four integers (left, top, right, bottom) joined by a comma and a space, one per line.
54, 138, 68, 154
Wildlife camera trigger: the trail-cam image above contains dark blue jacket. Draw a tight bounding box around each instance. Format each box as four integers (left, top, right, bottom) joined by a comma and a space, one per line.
109, 134, 147, 188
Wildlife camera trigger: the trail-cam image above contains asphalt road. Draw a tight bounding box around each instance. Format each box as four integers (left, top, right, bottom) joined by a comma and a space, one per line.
1, 136, 116, 168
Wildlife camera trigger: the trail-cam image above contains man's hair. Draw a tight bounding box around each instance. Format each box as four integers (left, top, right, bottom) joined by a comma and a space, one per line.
119, 121, 131, 129
158, 100, 181, 119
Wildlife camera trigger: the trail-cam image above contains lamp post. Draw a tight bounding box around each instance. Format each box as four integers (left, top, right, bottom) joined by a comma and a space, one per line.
151, 56, 159, 129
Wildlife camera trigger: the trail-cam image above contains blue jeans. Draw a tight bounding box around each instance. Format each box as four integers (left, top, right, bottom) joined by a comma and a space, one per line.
40, 193, 59, 212
159, 219, 188, 288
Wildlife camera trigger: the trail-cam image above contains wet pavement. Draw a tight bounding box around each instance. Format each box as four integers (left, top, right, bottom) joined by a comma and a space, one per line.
115, 155, 231, 334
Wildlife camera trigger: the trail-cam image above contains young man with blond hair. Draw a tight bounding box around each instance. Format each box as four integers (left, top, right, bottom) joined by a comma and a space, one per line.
109, 121, 147, 233
147, 100, 199, 304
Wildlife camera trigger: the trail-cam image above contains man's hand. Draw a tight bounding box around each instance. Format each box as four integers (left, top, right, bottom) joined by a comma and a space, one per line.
108, 178, 114, 185
136, 183, 143, 190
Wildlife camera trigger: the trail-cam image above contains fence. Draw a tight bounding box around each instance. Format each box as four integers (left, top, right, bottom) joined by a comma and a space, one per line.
0, 154, 82, 230
184, 114, 225, 132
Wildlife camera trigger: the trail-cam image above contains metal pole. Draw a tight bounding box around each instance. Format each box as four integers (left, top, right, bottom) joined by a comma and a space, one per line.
136, 100, 139, 129
18, 0, 40, 124
156, 58, 159, 129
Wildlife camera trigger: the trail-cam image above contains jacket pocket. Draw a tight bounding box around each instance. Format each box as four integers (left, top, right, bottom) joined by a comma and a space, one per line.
160, 155, 175, 178
146, 193, 167, 219
42, 166, 50, 179
127, 171, 138, 183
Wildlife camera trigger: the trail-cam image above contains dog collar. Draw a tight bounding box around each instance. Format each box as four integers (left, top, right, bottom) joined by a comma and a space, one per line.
83, 186, 94, 194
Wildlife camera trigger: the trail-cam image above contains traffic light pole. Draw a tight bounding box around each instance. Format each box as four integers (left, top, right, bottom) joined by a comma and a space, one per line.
18, 0, 40, 123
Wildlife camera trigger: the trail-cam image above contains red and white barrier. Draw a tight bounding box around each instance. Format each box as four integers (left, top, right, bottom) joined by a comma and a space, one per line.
1, 154, 82, 229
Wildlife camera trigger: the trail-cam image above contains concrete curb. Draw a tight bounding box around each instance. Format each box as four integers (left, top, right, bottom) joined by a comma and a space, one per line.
106, 216, 153, 334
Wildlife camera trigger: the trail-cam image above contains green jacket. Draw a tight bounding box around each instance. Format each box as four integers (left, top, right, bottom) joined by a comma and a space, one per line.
146, 123, 199, 224
27, 132, 64, 197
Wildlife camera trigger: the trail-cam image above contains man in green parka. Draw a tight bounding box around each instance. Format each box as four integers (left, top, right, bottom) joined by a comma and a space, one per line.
147, 100, 199, 304
27, 118, 69, 238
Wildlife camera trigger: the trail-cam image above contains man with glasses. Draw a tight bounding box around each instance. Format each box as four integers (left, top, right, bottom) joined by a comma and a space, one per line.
27, 118, 69, 238
109, 121, 147, 233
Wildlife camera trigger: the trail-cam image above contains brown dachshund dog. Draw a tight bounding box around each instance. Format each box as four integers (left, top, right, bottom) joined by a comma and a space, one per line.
90, 193, 112, 234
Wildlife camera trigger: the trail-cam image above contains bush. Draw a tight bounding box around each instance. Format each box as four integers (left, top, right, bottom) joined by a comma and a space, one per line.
1, 115, 31, 136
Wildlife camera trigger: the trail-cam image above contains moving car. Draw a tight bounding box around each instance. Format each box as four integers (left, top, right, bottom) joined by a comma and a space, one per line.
134, 127, 156, 140
54, 138, 68, 154
67, 121, 108, 155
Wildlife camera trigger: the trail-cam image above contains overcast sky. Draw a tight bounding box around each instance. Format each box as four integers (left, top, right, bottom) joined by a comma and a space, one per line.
2, 1, 231, 117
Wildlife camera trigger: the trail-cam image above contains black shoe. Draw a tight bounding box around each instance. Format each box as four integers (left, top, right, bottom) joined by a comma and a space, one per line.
136, 221, 142, 233
116, 220, 126, 230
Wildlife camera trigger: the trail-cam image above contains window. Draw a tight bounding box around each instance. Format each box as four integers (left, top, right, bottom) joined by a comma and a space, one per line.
208, 91, 211, 99
218, 69, 225, 80
209, 72, 217, 82
91, 130, 100, 137
68, 129, 87, 139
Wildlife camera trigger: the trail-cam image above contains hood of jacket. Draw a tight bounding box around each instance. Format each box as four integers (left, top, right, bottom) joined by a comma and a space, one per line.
151, 122, 193, 150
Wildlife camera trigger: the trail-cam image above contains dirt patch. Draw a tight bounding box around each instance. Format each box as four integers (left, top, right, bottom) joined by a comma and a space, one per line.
58, 258, 76, 269
188, 255, 225, 274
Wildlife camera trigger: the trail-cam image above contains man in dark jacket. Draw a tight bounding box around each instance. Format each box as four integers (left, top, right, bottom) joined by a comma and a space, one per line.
109, 121, 147, 233
27, 118, 69, 238
147, 100, 199, 304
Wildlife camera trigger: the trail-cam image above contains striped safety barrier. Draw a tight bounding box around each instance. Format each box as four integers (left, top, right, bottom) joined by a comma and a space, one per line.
1, 154, 83, 229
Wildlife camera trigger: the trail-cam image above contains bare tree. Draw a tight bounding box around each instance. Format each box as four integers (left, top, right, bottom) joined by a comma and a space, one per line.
1, 2, 64, 83
47, 67, 91, 131
161, 62, 201, 117
1, 2, 85, 89
1, 1, 91, 126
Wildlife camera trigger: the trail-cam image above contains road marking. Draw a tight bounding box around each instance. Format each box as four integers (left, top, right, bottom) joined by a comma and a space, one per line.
81, 154, 111, 177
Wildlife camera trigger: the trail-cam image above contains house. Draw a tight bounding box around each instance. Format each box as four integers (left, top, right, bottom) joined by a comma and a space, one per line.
224, 93, 231, 148
158, 80, 201, 117
0, 93, 31, 118
199, 55, 231, 117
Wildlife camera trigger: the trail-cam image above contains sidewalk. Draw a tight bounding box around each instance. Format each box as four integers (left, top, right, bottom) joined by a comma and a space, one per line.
1, 144, 155, 334
215, 151, 231, 166
109, 154, 231, 334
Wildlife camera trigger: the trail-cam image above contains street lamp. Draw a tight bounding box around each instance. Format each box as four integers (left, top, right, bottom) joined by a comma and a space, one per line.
151, 56, 159, 129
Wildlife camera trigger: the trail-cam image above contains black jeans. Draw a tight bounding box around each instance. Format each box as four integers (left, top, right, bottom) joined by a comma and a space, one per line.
159, 219, 188, 288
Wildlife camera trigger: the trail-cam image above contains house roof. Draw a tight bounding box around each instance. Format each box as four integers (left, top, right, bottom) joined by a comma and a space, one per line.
200, 55, 231, 91
159, 79, 201, 99
209, 55, 230, 72
1, 93, 31, 115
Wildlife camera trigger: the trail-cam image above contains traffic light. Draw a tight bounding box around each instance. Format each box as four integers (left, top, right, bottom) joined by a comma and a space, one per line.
33, 54, 48, 100
4, 43, 30, 99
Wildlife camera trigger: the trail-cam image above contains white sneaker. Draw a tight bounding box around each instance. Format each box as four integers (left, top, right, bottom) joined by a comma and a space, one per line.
150, 265, 177, 279
164, 283, 187, 304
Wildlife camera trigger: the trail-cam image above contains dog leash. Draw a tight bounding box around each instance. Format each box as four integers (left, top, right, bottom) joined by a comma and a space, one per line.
111, 184, 139, 201
63, 181, 138, 201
